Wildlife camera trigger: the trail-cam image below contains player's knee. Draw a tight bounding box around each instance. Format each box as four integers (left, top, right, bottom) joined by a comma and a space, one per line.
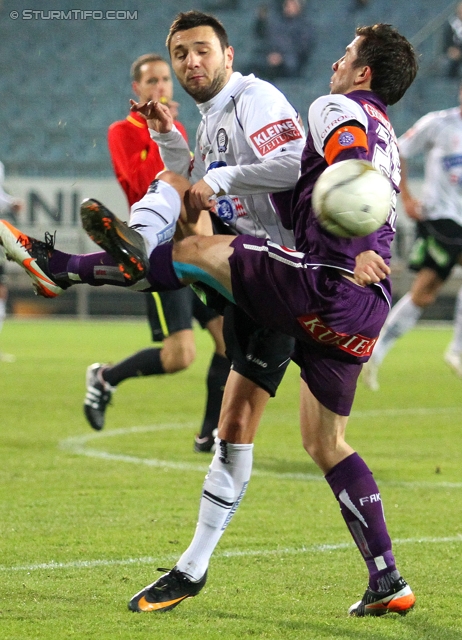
218, 415, 253, 443
162, 343, 196, 372
157, 170, 190, 196
301, 434, 329, 468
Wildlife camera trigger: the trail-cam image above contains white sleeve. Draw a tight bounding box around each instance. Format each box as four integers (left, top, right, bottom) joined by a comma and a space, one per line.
205, 82, 305, 195
398, 111, 440, 159
203, 152, 301, 195
149, 124, 191, 178
308, 94, 368, 157
190, 136, 206, 184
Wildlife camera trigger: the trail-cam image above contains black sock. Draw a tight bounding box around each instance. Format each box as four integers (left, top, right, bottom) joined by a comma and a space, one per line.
102, 348, 165, 386
198, 353, 230, 439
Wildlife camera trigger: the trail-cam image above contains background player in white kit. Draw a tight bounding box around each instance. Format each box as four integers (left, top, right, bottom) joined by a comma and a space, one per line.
363, 83, 462, 389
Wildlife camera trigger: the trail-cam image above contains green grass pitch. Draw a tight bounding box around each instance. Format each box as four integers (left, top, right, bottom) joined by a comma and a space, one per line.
1, 318, 462, 640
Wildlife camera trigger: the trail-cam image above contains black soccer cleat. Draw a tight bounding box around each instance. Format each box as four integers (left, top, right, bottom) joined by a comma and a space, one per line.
83, 363, 115, 431
349, 577, 415, 617
128, 566, 207, 613
193, 428, 218, 453
80, 198, 149, 284
0, 220, 69, 298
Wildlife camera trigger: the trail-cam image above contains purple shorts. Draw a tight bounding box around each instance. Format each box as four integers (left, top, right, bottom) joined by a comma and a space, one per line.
229, 236, 390, 415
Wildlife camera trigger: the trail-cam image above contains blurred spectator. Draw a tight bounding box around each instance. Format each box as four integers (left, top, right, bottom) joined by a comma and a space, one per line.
203, 0, 240, 10
349, 0, 371, 10
247, 0, 315, 80
443, 1, 462, 78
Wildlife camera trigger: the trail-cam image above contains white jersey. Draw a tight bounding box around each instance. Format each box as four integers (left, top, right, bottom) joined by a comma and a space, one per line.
150, 72, 305, 246
398, 106, 462, 225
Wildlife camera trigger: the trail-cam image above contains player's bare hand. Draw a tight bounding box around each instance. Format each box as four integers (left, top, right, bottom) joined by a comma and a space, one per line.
188, 179, 217, 210
354, 250, 390, 286
129, 99, 173, 134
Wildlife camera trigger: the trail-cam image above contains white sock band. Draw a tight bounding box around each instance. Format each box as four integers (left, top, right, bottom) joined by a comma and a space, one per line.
129, 179, 181, 256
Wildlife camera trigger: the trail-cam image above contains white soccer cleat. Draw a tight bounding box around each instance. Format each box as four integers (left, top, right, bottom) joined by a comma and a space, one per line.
362, 359, 380, 391
444, 349, 462, 378
0, 220, 68, 298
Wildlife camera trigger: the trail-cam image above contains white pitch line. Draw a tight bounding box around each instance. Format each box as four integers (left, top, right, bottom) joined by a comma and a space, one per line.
351, 406, 462, 418
2, 535, 462, 574
59, 416, 462, 489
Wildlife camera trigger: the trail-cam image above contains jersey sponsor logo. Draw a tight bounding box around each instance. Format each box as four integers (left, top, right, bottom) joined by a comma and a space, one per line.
217, 127, 228, 152
361, 101, 396, 139
338, 131, 355, 146
250, 119, 302, 156
297, 313, 377, 356
320, 114, 349, 139
321, 102, 345, 122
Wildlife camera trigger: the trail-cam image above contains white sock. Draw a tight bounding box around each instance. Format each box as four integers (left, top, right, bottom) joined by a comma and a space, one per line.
0, 298, 6, 334
129, 179, 181, 256
372, 292, 422, 366
448, 286, 462, 353
176, 441, 253, 581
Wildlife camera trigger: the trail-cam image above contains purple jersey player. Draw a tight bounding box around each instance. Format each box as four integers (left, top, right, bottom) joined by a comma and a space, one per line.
0, 24, 418, 617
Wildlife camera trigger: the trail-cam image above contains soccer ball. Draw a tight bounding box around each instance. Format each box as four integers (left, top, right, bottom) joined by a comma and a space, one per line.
312, 159, 392, 238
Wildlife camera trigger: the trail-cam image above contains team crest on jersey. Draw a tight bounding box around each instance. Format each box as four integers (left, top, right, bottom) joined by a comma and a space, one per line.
217, 128, 228, 152
338, 131, 355, 146
215, 195, 238, 223
250, 119, 302, 156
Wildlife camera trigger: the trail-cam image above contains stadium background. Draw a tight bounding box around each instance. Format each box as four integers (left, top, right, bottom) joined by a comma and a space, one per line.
1, 0, 460, 318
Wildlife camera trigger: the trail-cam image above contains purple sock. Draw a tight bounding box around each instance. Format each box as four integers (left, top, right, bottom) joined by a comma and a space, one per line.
49, 250, 129, 287
325, 452, 399, 592
49, 244, 184, 291
145, 243, 184, 292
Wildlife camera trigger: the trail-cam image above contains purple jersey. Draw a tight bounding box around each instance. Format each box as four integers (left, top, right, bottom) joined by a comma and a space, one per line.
290, 90, 401, 304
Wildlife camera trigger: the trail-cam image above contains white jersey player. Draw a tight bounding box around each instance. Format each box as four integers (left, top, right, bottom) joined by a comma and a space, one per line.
399, 106, 462, 225
115, 10, 305, 614
363, 87, 462, 390
150, 71, 303, 245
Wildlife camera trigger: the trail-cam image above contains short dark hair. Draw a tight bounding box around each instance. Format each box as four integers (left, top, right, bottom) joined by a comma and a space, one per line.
354, 24, 418, 105
166, 10, 229, 54
130, 53, 167, 82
